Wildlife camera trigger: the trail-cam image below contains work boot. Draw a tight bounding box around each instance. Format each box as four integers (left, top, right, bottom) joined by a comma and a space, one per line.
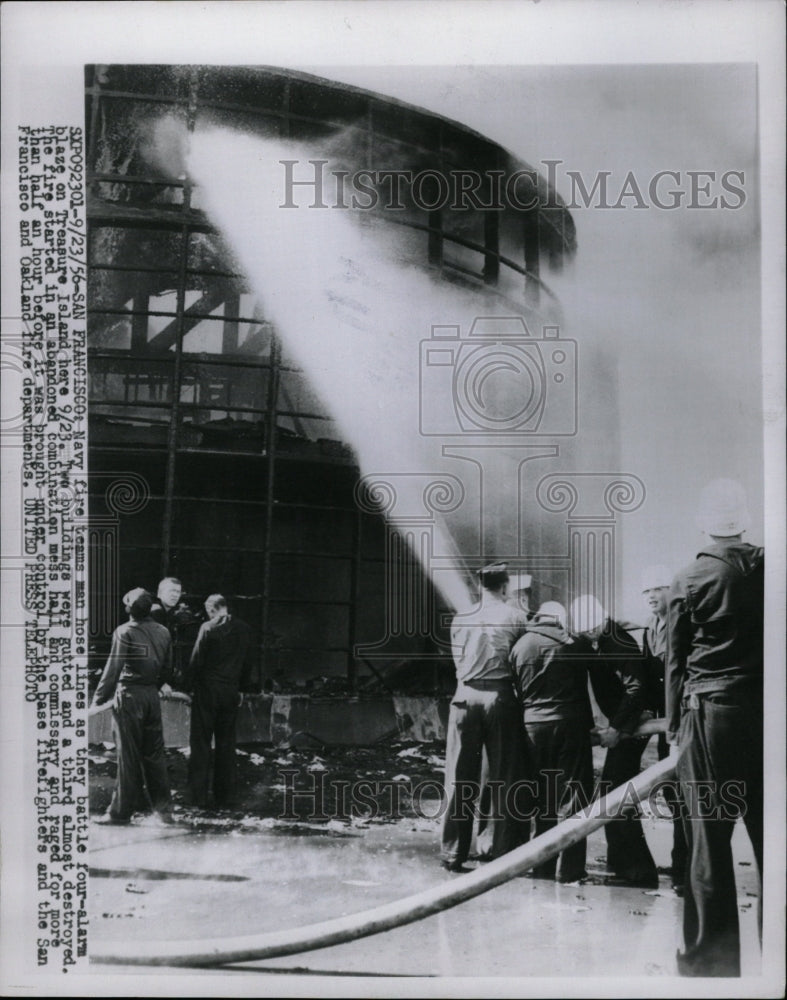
557, 871, 589, 885
92, 811, 130, 826
441, 859, 471, 874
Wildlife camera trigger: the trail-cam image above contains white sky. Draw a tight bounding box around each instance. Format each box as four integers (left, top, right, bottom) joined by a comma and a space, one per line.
301, 63, 763, 618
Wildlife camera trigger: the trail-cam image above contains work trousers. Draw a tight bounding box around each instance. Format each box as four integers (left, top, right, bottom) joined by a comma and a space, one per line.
602, 737, 658, 881
188, 681, 240, 808
656, 732, 688, 887
441, 683, 530, 865
525, 719, 594, 882
109, 685, 171, 821
676, 691, 763, 978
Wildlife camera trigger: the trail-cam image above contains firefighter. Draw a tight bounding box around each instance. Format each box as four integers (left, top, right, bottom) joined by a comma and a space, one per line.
640, 563, 688, 895
440, 562, 530, 872
90, 588, 173, 824
510, 601, 594, 883
571, 594, 658, 889
182, 594, 257, 809
150, 576, 183, 630
151, 576, 203, 687
667, 479, 763, 977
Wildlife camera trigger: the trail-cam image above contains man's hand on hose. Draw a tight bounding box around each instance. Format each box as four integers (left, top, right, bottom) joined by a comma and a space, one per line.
159, 683, 173, 698
598, 727, 621, 748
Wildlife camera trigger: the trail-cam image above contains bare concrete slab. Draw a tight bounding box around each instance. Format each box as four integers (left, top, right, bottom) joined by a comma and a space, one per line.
89, 810, 761, 980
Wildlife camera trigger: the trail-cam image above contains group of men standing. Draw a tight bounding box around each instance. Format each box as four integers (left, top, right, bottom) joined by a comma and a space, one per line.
87, 478, 764, 978
89, 577, 257, 822
440, 478, 764, 978
439, 572, 672, 888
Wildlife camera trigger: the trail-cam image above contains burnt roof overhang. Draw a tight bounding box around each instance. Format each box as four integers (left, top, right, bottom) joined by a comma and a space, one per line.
88, 63, 577, 260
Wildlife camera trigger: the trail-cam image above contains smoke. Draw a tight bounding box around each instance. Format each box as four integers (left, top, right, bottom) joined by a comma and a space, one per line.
533, 66, 762, 619
310, 65, 762, 620
181, 124, 537, 614
151, 60, 761, 626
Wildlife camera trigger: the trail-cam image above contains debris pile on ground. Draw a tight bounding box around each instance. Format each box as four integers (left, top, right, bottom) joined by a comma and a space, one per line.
88, 736, 665, 836
88, 738, 450, 829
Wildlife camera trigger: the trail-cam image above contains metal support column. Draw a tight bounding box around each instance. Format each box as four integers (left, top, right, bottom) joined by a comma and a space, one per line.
260, 337, 281, 678
347, 504, 364, 691
160, 71, 199, 578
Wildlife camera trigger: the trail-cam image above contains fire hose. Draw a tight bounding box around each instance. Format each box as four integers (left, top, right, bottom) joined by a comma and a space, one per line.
92, 720, 678, 968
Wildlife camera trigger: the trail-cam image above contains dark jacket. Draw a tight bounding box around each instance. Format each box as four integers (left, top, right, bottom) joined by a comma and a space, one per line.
93, 617, 172, 706
151, 600, 203, 686
184, 614, 257, 692
574, 620, 648, 734
642, 615, 668, 716
666, 540, 764, 737
510, 622, 594, 726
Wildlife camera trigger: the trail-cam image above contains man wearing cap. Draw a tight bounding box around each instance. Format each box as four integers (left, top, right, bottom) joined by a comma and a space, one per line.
641, 564, 688, 895
440, 562, 530, 872
89, 588, 173, 824
667, 479, 763, 977
510, 601, 594, 883
571, 594, 658, 889
183, 594, 257, 809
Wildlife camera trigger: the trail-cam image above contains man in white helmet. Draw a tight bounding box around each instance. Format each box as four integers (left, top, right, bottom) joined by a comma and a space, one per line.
570, 594, 658, 889
641, 564, 688, 895
510, 601, 594, 882
667, 479, 763, 977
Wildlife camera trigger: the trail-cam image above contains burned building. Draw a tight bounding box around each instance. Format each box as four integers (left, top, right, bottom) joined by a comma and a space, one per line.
86, 65, 584, 705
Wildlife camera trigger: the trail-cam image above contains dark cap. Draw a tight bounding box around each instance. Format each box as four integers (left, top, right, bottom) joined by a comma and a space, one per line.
123, 587, 153, 620
478, 561, 509, 590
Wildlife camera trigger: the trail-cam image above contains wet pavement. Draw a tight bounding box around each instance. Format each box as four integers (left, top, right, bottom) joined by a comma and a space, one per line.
89, 804, 761, 979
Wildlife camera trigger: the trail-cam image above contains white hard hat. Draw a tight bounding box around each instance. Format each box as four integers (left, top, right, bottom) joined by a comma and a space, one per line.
570, 595, 606, 633
697, 478, 750, 537
508, 572, 533, 593
640, 564, 672, 592
537, 601, 567, 627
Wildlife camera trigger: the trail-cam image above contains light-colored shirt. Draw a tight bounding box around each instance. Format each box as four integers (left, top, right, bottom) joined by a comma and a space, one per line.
645, 613, 667, 662
450, 595, 529, 683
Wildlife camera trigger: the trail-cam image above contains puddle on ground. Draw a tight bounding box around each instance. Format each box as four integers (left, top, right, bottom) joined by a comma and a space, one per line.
90, 866, 249, 882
